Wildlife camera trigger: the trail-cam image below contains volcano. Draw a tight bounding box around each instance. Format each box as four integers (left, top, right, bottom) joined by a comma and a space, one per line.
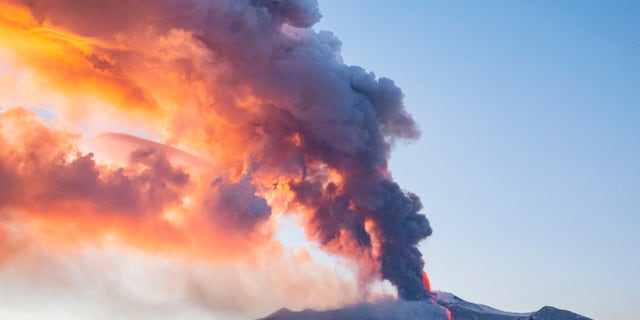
259, 291, 592, 320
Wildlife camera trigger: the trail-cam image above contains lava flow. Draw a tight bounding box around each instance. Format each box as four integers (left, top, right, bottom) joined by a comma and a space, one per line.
422, 270, 433, 294
424, 270, 454, 320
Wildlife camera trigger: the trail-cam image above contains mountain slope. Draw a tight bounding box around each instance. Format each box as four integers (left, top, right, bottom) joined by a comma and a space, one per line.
259, 292, 592, 320
259, 299, 449, 320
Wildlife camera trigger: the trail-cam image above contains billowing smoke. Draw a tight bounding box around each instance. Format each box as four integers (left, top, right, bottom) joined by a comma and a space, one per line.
0, 0, 432, 305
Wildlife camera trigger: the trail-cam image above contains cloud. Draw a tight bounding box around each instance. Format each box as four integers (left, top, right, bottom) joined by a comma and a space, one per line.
0, 0, 430, 317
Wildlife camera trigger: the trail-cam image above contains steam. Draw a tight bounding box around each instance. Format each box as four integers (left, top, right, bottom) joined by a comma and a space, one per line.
0, 0, 432, 306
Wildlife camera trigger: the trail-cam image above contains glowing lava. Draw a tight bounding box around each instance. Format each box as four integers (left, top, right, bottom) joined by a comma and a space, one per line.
423, 270, 454, 320
422, 270, 432, 294
444, 307, 453, 320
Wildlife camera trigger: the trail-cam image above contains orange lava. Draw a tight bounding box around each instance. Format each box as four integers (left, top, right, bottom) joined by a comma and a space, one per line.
423, 270, 453, 319
444, 307, 453, 320
421, 270, 432, 293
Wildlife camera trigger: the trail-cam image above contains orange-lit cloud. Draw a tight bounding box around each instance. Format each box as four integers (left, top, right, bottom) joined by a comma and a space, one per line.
0, 0, 430, 317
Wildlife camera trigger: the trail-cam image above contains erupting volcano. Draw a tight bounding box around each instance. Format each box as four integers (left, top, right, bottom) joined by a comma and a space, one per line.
0, 1, 597, 319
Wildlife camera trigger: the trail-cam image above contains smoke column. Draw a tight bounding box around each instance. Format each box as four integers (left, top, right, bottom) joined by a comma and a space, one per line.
0, 0, 432, 302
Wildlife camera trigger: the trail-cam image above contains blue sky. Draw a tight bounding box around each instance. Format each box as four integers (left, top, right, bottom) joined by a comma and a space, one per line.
314, 1, 639, 319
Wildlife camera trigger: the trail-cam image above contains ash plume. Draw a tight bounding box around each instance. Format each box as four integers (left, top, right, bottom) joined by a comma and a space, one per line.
0, 0, 432, 303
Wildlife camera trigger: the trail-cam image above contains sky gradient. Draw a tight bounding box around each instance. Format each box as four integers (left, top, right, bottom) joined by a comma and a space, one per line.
316, 1, 639, 319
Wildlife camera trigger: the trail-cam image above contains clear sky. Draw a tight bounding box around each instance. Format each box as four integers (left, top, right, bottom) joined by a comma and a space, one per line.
315, 1, 639, 319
